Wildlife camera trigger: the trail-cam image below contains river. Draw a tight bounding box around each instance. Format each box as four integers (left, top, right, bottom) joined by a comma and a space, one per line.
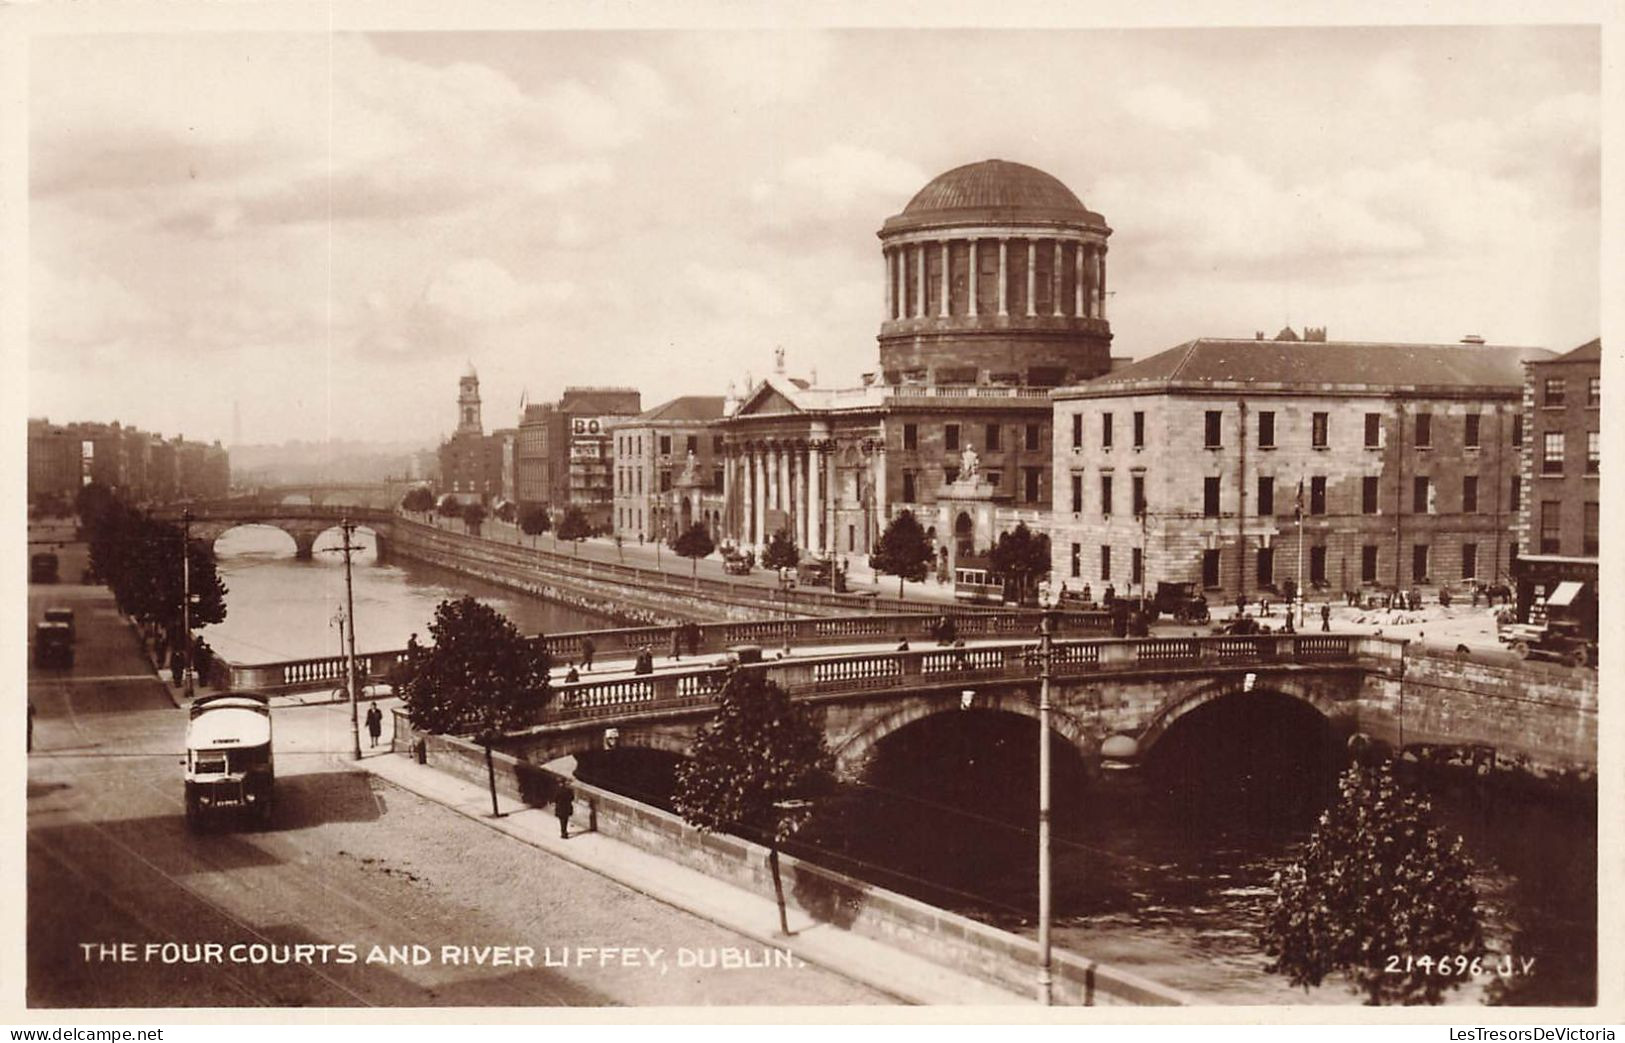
204, 525, 614, 664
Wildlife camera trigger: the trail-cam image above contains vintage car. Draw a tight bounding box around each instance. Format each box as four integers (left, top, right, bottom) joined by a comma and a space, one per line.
33, 621, 74, 668
1148, 581, 1211, 624
1505, 619, 1597, 669
30, 552, 59, 584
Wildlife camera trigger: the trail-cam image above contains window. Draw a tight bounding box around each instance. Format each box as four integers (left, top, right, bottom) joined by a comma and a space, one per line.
1542, 432, 1565, 474
1544, 378, 1566, 407
713, 435, 724, 453
1509, 476, 1521, 512
1462, 475, 1478, 514
1361, 545, 1379, 584
1364, 413, 1382, 448
903, 423, 918, 451
1100, 545, 1112, 582
1412, 544, 1430, 583
1071, 413, 1082, 449
986, 471, 1002, 488
1201, 549, 1220, 588
1131, 475, 1146, 517
902, 472, 916, 501
1258, 476, 1275, 516
1362, 476, 1379, 514
945, 424, 960, 451
1100, 475, 1114, 516
1465, 414, 1480, 448
1203, 476, 1220, 517
1310, 546, 1327, 586
1070, 474, 1083, 513
1204, 410, 1222, 448
1258, 411, 1276, 448
1070, 542, 1081, 578
1024, 468, 1041, 503
1257, 546, 1274, 586
1102, 412, 1114, 449
1415, 412, 1432, 448
1131, 548, 1144, 587
1462, 543, 1477, 580
1414, 476, 1431, 513
1132, 411, 1145, 448
1583, 502, 1599, 556
659, 470, 672, 493
686, 435, 698, 455
1540, 501, 1562, 554
658, 435, 671, 455
1587, 431, 1599, 475
1588, 376, 1600, 407
1310, 476, 1327, 515
1026, 424, 1041, 451
1512, 414, 1523, 447
986, 424, 1001, 451
1311, 412, 1329, 449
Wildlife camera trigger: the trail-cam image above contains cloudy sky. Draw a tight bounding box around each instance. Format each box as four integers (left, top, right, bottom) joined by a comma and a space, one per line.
25, 20, 1601, 448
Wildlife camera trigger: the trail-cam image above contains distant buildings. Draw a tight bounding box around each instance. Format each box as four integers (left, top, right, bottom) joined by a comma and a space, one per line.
1048, 331, 1546, 601
1515, 337, 1600, 634
27, 417, 229, 505
437, 363, 504, 505
609, 395, 727, 543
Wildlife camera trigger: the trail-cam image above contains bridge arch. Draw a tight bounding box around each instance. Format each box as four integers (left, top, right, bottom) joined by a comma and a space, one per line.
832, 690, 1096, 778
1132, 675, 1347, 760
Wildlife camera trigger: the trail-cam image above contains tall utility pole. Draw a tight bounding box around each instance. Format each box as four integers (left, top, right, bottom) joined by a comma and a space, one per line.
1036, 606, 1055, 1006
339, 518, 363, 761
181, 508, 195, 699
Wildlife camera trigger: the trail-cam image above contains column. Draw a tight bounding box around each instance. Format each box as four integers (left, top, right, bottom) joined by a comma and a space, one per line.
915, 243, 926, 317
1098, 246, 1108, 320
1025, 239, 1037, 317
807, 443, 822, 554
884, 248, 895, 319
1053, 240, 1064, 317
1075, 242, 1086, 317
997, 238, 1009, 316
872, 443, 888, 550
754, 448, 767, 548
968, 239, 979, 317
797, 449, 809, 552
939, 239, 951, 317
722, 450, 734, 538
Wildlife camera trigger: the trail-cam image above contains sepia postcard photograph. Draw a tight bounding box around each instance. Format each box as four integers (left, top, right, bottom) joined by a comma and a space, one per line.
9, 1, 1618, 1024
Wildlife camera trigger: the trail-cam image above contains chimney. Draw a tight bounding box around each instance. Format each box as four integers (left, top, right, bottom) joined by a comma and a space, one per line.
1460, 334, 1485, 345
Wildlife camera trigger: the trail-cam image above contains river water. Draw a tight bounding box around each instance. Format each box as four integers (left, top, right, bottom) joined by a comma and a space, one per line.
204, 525, 613, 664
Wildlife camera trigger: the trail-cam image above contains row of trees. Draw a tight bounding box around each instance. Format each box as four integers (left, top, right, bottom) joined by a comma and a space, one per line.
80, 482, 229, 669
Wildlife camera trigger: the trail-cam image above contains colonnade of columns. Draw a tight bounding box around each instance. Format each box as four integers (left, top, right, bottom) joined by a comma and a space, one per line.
883, 236, 1107, 322
724, 440, 883, 556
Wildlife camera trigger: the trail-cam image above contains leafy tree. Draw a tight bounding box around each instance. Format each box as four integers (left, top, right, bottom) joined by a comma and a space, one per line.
401, 486, 434, 515
872, 509, 933, 598
671, 522, 715, 578
989, 523, 1051, 606
76, 481, 117, 530
86, 502, 227, 659
462, 501, 487, 536
436, 495, 461, 518
494, 500, 518, 524
1261, 755, 1483, 1005
673, 668, 836, 933
519, 505, 551, 546
556, 506, 591, 554
398, 596, 551, 815
761, 527, 800, 573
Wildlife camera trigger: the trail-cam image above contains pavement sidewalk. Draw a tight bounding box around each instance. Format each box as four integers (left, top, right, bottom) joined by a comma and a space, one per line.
347, 736, 1027, 1007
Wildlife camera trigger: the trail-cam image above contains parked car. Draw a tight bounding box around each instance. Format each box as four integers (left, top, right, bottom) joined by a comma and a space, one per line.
1505, 619, 1596, 669
723, 552, 753, 575
1147, 581, 1211, 624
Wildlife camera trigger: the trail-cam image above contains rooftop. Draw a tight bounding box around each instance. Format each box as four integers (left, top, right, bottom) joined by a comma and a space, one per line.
635, 395, 727, 423
882, 159, 1106, 233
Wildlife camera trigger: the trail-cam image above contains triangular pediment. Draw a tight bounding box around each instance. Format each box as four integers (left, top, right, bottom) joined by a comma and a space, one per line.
734, 379, 805, 417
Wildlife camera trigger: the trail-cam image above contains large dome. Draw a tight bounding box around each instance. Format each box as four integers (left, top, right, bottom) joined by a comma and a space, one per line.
901, 159, 1092, 218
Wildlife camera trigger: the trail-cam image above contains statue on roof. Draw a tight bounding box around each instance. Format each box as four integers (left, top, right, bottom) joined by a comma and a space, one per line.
773, 346, 786, 375
680, 449, 699, 485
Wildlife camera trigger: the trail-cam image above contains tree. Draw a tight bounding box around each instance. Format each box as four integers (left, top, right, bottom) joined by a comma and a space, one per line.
556, 507, 591, 554
761, 527, 800, 572
86, 501, 228, 658
1261, 754, 1483, 1005
494, 500, 518, 524
872, 509, 933, 598
519, 505, 551, 547
673, 668, 835, 933
989, 523, 1052, 605
462, 501, 487, 537
401, 486, 434, 516
672, 522, 715, 579
398, 596, 551, 816
436, 495, 461, 519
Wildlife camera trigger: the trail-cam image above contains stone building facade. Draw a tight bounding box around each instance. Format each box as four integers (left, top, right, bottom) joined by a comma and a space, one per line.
1514, 337, 1600, 633
717, 160, 1110, 569
610, 395, 727, 544
1049, 335, 1549, 602
438, 363, 501, 505
28, 417, 228, 505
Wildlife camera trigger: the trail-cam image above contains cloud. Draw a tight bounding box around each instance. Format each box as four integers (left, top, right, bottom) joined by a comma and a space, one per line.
31, 262, 165, 352
1120, 83, 1211, 132
351, 257, 576, 361
746, 144, 926, 240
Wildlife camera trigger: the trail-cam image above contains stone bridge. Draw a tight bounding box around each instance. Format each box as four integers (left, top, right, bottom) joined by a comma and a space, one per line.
151, 503, 396, 560
229, 480, 414, 509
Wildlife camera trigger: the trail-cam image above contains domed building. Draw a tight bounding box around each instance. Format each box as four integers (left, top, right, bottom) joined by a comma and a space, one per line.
701, 159, 1116, 575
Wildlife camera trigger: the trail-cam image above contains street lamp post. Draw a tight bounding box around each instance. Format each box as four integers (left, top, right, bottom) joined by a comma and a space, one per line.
1035, 585, 1057, 1006
181, 508, 195, 699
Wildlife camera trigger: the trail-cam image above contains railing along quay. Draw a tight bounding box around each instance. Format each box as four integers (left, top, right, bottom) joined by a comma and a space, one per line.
537, 633, 1371, 726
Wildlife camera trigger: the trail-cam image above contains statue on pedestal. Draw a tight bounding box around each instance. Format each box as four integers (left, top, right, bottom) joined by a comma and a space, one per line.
958, 445, 980, 484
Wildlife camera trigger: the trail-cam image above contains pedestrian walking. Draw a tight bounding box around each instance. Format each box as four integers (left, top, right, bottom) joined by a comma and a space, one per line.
686, 621, 701, 657
1320, 602, 1332, 632
365, 701, 383, 749
565, 664, 580, 683
671, 628, 683, 661
554, 784, 575, 839
580, 636, 595, 672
